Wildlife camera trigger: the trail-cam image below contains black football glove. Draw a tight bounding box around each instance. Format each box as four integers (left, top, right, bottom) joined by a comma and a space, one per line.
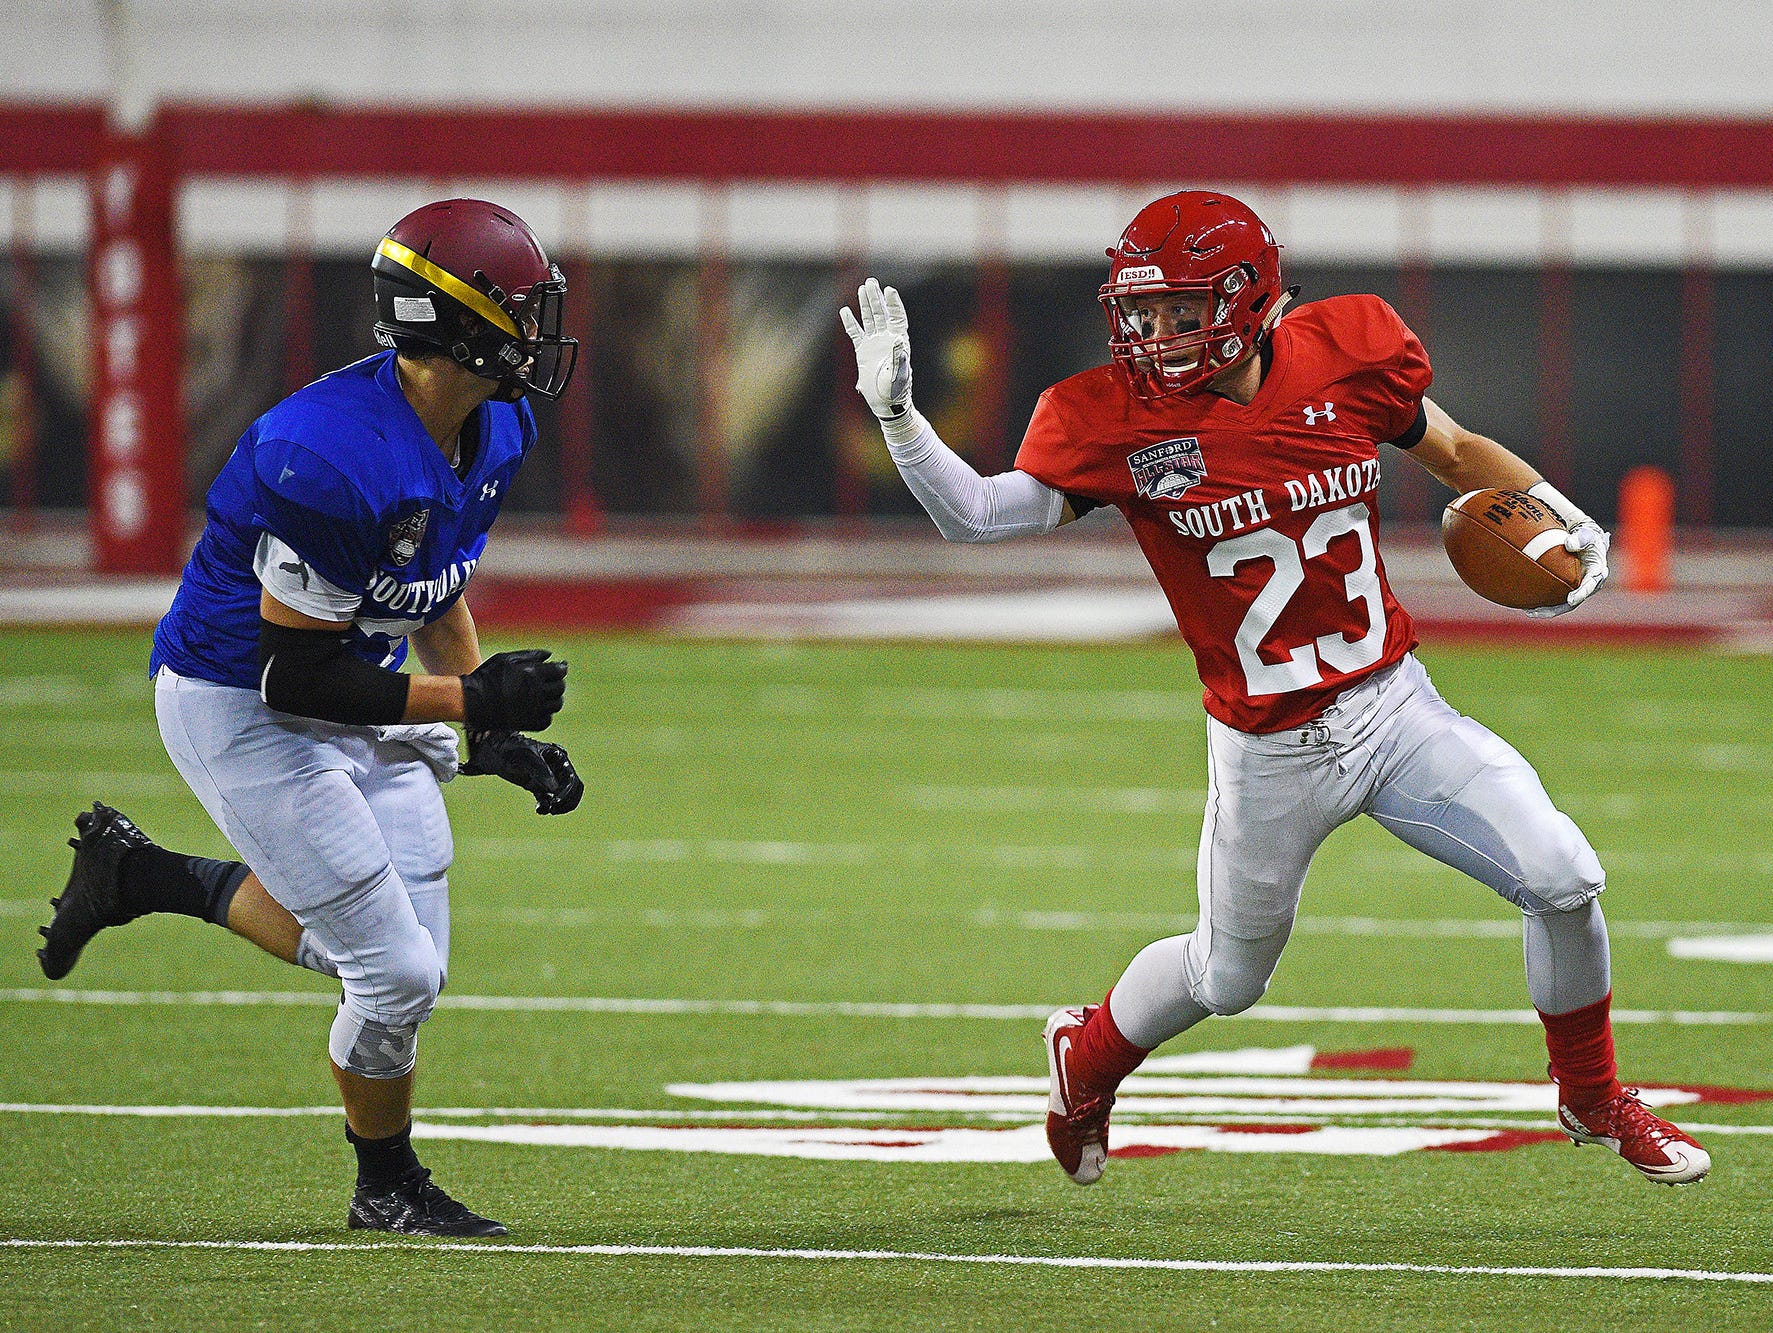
461, 729, 584, 815
461, 649, 567, 733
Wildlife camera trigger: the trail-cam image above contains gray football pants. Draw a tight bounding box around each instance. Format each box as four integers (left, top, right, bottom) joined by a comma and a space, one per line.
154, 668, 453, 1078
1108, 654, 1610, 1049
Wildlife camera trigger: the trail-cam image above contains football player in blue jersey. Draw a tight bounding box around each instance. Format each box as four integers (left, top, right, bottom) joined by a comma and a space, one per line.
38, 199, 586, 1237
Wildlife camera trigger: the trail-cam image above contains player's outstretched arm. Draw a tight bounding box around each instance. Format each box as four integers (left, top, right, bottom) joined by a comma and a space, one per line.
1406, 397, 1610, 616
840, 277, 1072, 542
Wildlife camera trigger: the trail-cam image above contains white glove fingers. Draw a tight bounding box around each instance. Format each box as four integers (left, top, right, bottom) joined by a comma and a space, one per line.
883, 284, 908, 331
864, 277, 890, 327
839, 305, 864, 343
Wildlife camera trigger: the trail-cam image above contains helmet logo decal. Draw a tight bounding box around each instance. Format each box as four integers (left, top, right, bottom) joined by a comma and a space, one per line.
1128, 438, 1208, 501
1118, 204, 1183, 258
392, 296, 437, 323
1117, 264, 1164, 284
1221, 269, 1245, 295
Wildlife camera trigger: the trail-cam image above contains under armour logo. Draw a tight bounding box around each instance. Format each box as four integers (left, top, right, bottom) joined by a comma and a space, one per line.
1303, 403, 1336, 426
481, 481, 500, 502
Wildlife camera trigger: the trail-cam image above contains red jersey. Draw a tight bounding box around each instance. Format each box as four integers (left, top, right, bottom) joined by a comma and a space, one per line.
1014, 294, 1432, 733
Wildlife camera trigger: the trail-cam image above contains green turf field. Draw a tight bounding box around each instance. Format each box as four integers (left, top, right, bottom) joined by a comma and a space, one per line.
2, 629, 1770, 1331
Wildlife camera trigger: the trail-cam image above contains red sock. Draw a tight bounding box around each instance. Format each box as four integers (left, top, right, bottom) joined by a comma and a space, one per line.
1539, 991, 1623, 1109
1069, 990, 1150, 1095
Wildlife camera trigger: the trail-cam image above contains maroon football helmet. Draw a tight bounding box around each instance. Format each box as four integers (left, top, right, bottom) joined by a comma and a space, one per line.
371, 198, 577, 401
1099, 191, 1285, 398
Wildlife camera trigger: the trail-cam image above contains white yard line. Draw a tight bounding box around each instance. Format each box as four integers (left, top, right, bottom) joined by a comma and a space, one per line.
0, 1104, 922, 1122
5, 895, 1768, 942
1668, 935, 1773, 964
0, 1238, 1768, 1284
3, 1104, 1766, 1134
0, 988, 1766, 1025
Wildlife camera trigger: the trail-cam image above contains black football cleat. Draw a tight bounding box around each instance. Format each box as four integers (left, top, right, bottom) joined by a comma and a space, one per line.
38, 803, 154, 980
347, 1169, 508, 1238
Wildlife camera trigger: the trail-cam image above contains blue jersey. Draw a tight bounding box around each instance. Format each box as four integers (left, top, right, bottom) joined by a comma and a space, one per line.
152, 351, 535, 689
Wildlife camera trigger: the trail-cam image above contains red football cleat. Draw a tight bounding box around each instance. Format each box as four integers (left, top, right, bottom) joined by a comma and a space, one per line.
1558, 1087, 1711, 1185
1044, 1006, 1115, 1185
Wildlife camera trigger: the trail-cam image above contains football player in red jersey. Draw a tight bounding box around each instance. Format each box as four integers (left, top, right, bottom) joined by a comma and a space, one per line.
841, 190, 1709, 1188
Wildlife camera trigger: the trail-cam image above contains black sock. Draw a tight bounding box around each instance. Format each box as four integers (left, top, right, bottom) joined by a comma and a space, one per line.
346, 1122, 423, 1190
117, 847, 249, 927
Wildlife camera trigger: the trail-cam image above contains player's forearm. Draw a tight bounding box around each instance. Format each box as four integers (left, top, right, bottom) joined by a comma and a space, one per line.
1423, 433, 1540, 496
886, 411, 1065, 543
409, 598, 483, 677
401, 672, 468, 724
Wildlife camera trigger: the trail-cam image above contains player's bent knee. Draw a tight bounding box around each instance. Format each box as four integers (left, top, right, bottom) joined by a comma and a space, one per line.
1196, 970, 1272, 1016
329, 1007, 419, 1079
1182, 930, 1282, 1016
1514, 815, 1606, 916
1195, 948, 1280, 1016
340, 938, 443, 1031
380, 948, 444, 1024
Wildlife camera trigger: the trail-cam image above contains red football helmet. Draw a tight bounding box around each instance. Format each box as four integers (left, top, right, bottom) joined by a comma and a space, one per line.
1099, 191, 1285, 398
371, 198, 578, 401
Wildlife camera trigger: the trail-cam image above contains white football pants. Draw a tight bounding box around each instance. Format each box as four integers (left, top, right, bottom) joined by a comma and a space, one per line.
154, 668, 453, 1078
1108, 654, 1611, 1049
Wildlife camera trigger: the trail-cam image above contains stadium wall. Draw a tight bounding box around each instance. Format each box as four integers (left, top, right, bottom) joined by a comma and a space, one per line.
4, 5, 1773, 562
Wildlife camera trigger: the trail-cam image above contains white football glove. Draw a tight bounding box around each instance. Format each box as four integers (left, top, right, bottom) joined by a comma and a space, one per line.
1527, 520, 1610, 619
375, 722, 460, 784
839, 278, 913, 421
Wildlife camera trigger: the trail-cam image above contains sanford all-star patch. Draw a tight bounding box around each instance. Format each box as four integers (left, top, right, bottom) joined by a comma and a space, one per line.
384, 507, 430, 568
1128, 438, 1207, 500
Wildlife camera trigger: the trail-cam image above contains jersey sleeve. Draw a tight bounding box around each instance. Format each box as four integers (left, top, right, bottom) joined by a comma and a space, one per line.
1013, 387, 1103, 514
252, 534, 363, 621
1372, 299, 1434, 444
249, 437, 384, 602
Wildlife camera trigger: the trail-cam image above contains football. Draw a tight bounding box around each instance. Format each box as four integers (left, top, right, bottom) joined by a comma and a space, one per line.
1442, 489, 1583, 610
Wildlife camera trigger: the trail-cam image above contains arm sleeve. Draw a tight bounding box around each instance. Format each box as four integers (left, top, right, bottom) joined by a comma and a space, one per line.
258, 621, 411, 726
884, 411, 1066, 544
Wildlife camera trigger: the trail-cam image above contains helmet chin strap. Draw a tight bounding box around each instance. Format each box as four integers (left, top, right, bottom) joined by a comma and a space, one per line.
1261, 285, 1301, 335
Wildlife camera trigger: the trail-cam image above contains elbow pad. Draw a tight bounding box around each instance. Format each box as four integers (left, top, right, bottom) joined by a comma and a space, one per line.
258, 620, 411, 726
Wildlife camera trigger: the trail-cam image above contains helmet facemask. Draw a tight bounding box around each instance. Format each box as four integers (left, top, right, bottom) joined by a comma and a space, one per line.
1100, 263, 1260, 400
471, 262, 578, 402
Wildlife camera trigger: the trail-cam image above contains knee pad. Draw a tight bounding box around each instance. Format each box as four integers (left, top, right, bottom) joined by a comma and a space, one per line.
330, 1006, 418, 1079
1196, 966, 1274, 1017
374, 946, 443, 1025
1514, 814, 1606, 916
331, 936, 442, 1074
1183, 929, 1281, 1017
